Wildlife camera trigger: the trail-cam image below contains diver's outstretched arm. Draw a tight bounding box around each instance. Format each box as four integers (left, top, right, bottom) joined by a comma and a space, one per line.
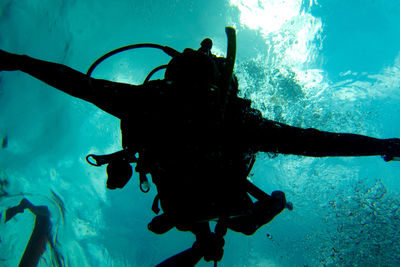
0, 49, 142, 118
254, 118, 400, 160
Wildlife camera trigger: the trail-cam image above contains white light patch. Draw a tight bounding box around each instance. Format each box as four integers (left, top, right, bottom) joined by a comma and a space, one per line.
229, 0, 303, 33
281, 15, 323, 67
111, 58, 146, 84
230, 0, 322, 66
72, 218, 97, 239
231, 0, 324, 98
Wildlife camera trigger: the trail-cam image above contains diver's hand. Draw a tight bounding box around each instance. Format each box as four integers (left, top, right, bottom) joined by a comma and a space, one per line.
0, 49, 20, 71
4, 203, 25, 222
382, 138, 400, 162
383, 155, 400, 162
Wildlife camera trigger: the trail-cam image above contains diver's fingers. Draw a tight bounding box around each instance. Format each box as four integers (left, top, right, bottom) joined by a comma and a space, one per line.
382, 138, 400, 162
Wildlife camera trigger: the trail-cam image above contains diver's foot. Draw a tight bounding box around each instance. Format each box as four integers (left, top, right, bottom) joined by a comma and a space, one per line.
193, 232, 225, 263
271, 191, 293, 211
271, 190, 286, 210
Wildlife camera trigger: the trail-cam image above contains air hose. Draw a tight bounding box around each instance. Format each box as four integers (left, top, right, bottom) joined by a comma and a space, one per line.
85, 28, 237, 194
86, 43, 180, 78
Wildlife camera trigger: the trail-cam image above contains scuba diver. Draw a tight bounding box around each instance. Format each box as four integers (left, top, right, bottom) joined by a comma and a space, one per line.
5, 198, 63, 267
1, 27, 400, 266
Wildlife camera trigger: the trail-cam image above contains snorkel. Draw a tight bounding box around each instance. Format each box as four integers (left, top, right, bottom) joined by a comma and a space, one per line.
220, 27, 237, 118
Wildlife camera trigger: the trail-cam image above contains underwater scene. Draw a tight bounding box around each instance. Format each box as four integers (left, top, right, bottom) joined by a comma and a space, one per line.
1, 0, 400, 266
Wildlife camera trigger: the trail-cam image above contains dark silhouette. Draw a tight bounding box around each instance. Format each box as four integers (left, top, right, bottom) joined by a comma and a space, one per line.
1, 27, 399, 266
5, 198, 63, 267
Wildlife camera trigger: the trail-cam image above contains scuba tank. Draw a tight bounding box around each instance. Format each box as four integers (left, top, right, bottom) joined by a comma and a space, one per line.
85, 27, 237, 192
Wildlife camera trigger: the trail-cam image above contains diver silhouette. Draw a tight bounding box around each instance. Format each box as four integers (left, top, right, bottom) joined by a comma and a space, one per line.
1, 27, 400, 266
5, 198, 63, 267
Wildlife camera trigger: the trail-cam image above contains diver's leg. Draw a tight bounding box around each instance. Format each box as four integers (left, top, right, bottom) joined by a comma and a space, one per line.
191, 222, 225, 263
226, 191, 286, 236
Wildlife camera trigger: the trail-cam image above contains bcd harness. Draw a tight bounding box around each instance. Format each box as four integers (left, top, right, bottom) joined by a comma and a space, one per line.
84, 27, 272, 217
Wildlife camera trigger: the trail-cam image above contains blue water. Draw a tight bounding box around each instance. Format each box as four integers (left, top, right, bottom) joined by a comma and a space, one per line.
1, 0, 400, 266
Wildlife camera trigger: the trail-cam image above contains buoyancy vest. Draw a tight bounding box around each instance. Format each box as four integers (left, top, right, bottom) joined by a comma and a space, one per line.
86, 28, 259, 220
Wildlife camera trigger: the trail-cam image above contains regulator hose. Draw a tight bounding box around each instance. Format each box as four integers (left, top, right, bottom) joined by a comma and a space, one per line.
86, 43, 179, 77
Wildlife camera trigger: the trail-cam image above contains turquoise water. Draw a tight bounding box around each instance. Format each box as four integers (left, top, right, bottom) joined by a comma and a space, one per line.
1, 0, 400, 266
